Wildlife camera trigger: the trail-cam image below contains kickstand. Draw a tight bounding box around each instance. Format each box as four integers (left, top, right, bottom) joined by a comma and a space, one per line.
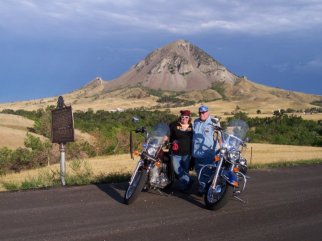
149, 188, 170, 197
233, 195, 247, 204
157, 189, 169, 196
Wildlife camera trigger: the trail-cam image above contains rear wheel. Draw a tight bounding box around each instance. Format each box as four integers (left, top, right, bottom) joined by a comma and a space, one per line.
204, 177, 233, 210
124, 168, 148, 205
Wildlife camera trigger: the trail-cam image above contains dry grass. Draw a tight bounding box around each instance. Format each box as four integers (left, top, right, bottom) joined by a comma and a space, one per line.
0, 113, 96, 149
1, 144, 321, 192
0, 154, 136, 191
1, 85, 320, 116
292, 113, 322, 121
0, 113, 34, 127
167, 101, 322, 121
243, 143, 322, 165
0, 113, 47, 149
0, 94, 158, 112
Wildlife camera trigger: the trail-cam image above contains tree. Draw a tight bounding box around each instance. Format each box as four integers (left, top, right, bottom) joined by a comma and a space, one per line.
34, 106, 54, 138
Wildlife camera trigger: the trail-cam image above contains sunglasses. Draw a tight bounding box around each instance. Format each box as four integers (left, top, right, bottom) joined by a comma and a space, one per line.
199, 111, 208, 114
181, 116, 190, 119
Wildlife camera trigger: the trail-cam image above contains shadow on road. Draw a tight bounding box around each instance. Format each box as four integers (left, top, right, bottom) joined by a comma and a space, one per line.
95, 177, 207, 209
96, 182, 127, 204
162, 176, 206, 209
171, 191, 206, 209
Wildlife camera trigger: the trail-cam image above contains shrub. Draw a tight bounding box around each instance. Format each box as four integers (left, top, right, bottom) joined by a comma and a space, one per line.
65, 159, 93, 185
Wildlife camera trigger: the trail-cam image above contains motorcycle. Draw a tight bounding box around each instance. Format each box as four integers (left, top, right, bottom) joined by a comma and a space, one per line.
199, 119, 249, 210
124, 121, 175, 205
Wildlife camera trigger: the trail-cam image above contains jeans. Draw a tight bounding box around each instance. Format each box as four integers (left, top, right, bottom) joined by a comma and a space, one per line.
171, 154, 191, 189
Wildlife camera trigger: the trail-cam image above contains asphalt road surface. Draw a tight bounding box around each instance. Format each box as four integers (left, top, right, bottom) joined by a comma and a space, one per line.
1, 164, 322, 241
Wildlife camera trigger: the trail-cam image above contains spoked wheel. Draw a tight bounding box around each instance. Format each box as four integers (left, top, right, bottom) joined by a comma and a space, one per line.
124, 168, 148, 205
204, 177, 233, 210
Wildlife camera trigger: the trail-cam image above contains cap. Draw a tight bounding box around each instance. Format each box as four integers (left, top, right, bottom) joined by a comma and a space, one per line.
198, 105, 208, 113
180, 110, 191, 116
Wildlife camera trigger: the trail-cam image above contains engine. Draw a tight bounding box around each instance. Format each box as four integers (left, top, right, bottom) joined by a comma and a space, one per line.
149, 163, 170, 188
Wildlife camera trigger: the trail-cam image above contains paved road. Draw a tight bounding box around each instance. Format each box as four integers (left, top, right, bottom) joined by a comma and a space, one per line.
1, 164, 322, 241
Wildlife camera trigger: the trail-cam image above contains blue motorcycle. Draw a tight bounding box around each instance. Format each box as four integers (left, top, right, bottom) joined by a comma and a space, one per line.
199, 119, 249, 210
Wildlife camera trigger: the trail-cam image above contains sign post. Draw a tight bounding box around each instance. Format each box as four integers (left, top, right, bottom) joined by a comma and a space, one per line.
59, 143, 66, 186
51, 96, 74, 186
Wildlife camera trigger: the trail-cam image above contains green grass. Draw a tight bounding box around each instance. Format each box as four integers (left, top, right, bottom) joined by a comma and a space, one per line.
2, 169, 61, 191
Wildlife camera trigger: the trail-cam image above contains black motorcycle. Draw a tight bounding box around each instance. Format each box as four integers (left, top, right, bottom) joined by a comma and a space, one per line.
124, 122, 175, 205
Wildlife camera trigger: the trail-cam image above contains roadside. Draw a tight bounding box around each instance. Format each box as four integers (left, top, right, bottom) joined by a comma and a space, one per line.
1, 143, 322, 192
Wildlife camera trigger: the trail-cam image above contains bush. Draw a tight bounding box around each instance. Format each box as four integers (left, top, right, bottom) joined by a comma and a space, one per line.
74, 108, 177, 154
33, 106, 54, 138
230, 112, 322, 147
0, 147, 13, 175
0, 135, 53, 174
211, 83, 226, 98
10, 147, 33, 172
65, 159, 93, 185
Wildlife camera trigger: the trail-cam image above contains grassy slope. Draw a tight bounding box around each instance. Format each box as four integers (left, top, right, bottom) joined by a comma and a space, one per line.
0, 113, 96, 149
0, 113, 47, 149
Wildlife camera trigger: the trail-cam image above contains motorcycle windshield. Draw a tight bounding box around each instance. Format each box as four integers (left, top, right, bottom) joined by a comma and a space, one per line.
223, 119, 249, 150
146, 123, 170, 147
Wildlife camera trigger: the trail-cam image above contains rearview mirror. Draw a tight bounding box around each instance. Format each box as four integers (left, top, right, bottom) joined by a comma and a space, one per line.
132, 116, 139, 123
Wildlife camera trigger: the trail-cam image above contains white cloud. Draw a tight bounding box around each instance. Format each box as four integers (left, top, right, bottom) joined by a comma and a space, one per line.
295, 57, 322, 72
0, 0, 322, 37
272, 63, 291, 73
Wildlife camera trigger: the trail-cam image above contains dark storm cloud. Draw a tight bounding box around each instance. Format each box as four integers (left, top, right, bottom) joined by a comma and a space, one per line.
1, 0, 322, 36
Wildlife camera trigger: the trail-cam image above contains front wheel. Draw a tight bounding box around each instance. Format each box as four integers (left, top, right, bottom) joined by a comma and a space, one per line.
204, 177, 233, 210
124, 168, 148, 205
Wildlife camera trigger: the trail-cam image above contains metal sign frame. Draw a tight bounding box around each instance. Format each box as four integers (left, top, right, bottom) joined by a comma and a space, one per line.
51, 105, 75, 144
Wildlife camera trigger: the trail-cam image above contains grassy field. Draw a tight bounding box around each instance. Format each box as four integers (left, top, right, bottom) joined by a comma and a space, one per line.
1, 143, 321, 192
243, 143, 322, 164
1, 91, 321, 118
0, 113, 48, 149
0, 113, 97, 149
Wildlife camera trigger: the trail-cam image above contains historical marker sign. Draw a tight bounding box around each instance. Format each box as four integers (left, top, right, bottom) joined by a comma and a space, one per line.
51, 106, 74, 143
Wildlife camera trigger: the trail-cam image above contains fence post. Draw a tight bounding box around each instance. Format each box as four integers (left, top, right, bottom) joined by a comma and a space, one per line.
250, 146, 253, 166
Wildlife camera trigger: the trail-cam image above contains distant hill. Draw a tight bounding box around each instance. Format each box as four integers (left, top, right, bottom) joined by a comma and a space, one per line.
102, 39, 237, 91
0, 39, 321, 114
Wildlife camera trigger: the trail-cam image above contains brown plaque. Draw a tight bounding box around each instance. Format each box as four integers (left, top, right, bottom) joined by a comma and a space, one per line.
51, 106, 75, 143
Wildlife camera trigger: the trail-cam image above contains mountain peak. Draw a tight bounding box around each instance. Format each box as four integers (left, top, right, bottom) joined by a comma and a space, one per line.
104, 40, 238, 91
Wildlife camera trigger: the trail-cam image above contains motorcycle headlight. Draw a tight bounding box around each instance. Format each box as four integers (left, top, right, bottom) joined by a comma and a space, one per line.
147, 146, 157, 156
220, 148, 227, 154
229, 150, 240, 163
239, 157, 247, 166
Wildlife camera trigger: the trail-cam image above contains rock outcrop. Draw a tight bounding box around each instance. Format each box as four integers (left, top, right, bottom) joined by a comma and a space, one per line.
102, 39, 238, 91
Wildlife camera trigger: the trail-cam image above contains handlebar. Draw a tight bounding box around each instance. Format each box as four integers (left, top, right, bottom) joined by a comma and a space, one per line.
134, 127, 146, 133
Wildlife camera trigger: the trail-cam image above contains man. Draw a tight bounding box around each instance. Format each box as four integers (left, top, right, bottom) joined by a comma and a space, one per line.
192, 105, 221, 196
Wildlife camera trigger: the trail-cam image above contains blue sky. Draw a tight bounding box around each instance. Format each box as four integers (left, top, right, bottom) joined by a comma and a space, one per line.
1, 0, 322, 103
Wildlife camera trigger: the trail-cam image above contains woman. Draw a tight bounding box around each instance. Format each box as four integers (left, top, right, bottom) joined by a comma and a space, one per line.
169, 110, 193, 192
